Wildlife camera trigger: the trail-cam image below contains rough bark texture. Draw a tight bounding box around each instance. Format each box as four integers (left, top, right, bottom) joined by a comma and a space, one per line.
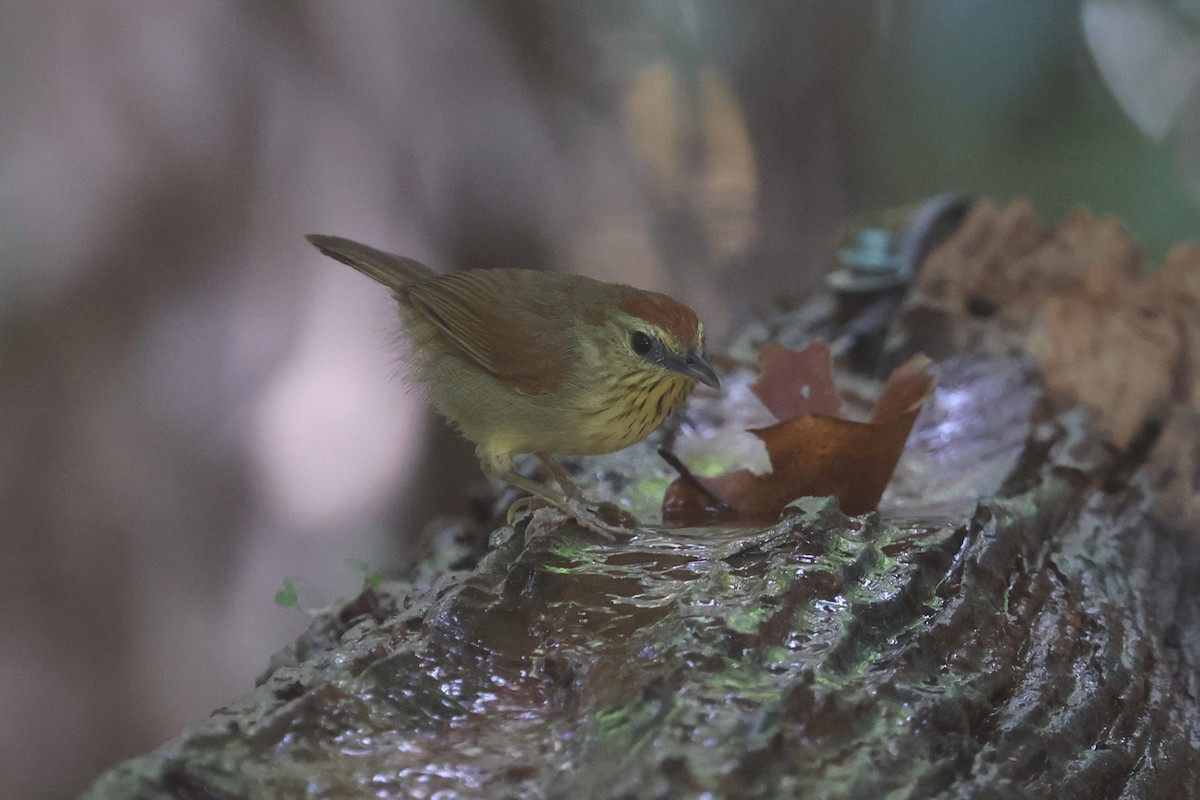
86, 202, 1200, 799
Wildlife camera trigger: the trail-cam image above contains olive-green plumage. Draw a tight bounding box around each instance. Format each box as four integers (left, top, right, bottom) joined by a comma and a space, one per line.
307, 234, 719, 508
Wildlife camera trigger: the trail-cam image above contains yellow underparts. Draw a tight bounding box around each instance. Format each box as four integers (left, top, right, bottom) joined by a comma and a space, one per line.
571, 369, 693, 453
439, 358, 695, 467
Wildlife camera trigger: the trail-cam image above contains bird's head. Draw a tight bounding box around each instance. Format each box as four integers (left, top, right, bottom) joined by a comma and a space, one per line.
595, 288, 720, 392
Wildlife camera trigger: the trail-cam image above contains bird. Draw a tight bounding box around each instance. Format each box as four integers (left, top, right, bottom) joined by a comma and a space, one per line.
306, 234, 720, 529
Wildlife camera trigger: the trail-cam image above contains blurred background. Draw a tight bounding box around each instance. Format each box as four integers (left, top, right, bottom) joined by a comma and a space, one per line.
2, 2, 1198, 797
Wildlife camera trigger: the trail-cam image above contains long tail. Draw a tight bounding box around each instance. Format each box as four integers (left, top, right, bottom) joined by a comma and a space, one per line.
306, 234, 436, 290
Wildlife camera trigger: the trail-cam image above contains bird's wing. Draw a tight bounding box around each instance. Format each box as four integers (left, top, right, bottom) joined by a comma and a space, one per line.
404, 270, 576, 396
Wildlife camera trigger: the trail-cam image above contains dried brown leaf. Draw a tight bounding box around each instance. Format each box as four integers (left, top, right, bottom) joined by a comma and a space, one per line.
663, 347, 936, 526
750, 341, 840, 419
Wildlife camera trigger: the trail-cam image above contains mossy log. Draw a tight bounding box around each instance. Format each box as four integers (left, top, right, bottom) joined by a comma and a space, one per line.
87, 202, 1200, 799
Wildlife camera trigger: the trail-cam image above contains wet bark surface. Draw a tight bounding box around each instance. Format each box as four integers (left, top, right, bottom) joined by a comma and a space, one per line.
86, 203, 1200, 799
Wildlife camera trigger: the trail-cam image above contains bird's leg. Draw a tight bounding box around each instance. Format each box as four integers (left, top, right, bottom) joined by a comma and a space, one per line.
479, 451, 570, 515
499, 467, 570, 509
480, 451, 624, 538
535, 454, 586, 502
534, 453, 639, 535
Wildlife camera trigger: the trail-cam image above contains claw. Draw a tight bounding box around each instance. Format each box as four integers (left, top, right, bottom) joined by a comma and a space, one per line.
506, 495, 548, 526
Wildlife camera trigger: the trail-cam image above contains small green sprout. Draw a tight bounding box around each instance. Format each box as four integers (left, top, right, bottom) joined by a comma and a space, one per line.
274, 578, 300, 608
344, 558, 382, 589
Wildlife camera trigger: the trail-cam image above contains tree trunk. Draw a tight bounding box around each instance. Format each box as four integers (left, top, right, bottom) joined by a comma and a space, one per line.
86, 201, 1200, 799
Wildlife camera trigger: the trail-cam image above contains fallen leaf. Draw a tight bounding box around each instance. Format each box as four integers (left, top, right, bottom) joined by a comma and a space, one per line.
751, 341, 841, 419
663, 351, 936, 526
870, 354, 934, 422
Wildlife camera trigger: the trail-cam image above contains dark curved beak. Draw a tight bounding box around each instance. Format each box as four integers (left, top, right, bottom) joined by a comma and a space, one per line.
662, 349, 720, 389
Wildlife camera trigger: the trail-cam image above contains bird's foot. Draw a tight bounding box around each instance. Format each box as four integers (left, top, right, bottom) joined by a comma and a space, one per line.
492, 460, 637, 539
506, 495, 635, 540
506, 495, 546, 526
561, 497, 639, 539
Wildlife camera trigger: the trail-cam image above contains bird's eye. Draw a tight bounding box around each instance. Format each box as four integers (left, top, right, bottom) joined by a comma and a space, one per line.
630, 331, 654, 356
